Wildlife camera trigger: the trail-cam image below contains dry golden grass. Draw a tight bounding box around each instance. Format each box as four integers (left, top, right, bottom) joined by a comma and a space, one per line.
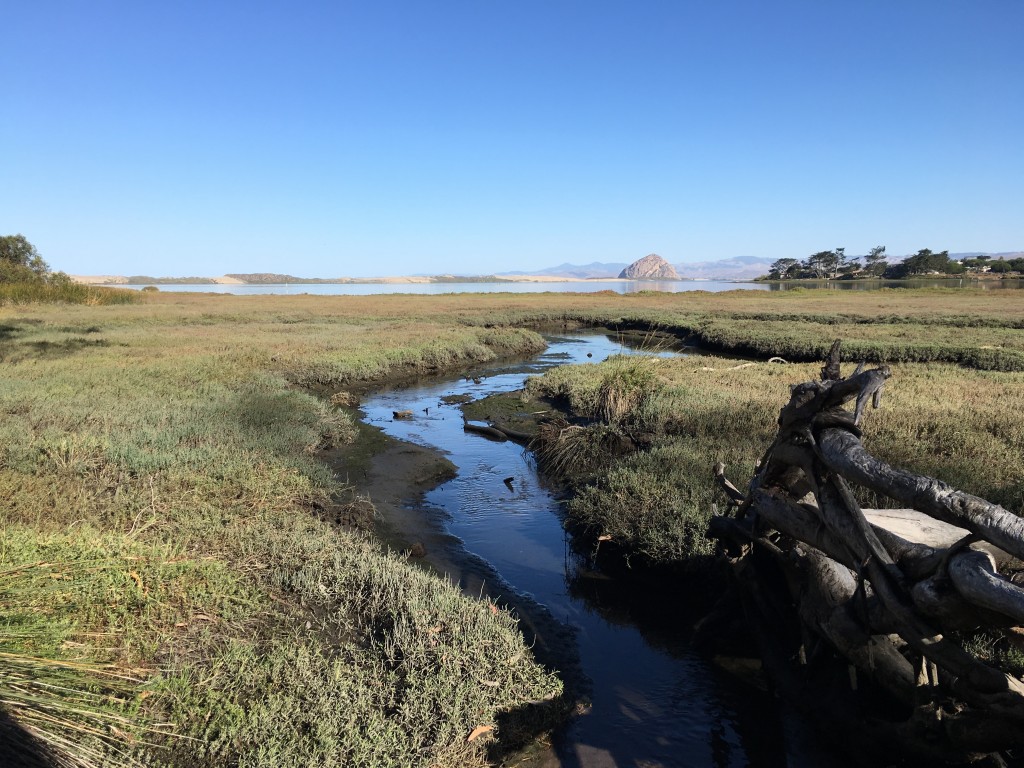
1, 285, 1022, 764
0, 294, 559, 767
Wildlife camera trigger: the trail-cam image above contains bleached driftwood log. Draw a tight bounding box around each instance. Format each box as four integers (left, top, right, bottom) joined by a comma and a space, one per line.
709, 340, 1024, 764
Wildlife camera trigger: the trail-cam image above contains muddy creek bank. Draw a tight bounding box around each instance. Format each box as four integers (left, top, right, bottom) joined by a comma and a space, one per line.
350, 334, 833, 767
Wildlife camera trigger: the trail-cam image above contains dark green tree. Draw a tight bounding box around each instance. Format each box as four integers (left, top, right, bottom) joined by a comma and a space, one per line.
864, 245, 887, 277
0, 234, 51, 283
897, 248, 962, 276
805, 250, 835, 279
768, 258, 800, 279
902, 248, 939, 275
803, 248, 846, 279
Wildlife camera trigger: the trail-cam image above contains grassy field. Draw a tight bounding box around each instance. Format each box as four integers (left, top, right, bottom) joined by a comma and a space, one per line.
0, 293, 558, 767
527, 351, 1024, 568
1, 287, 1022, 765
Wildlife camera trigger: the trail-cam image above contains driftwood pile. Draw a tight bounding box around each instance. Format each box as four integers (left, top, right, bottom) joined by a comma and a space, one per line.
710, 341, 1024, 765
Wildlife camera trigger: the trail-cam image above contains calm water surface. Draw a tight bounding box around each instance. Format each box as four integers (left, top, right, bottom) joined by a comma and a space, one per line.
113, 278, 1024, 294
362, 334, 833, 768
113, 280, 763, 294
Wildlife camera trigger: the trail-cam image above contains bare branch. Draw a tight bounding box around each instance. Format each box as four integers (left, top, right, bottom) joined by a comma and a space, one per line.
818, 428, 1024, 562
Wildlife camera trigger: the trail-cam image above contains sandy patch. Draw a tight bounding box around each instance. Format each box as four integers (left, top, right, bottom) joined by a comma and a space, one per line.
70, 275, 128, 284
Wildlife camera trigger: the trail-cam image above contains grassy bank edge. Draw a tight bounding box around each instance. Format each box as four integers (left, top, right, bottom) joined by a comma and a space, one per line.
0, 310, 563, 768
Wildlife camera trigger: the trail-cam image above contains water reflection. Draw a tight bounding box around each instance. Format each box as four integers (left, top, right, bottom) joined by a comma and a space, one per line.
766, 278, 1024, 291
361, 333, 831, 767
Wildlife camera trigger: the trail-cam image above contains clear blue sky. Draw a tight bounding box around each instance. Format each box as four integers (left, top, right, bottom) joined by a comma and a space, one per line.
2, 1, 1021, 277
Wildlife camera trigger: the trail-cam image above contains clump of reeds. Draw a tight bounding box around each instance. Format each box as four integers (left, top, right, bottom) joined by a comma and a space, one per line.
0, 653, 146, 767
0, 282, 138, 306
0, 560, 150, 767
596, 355, 659, 425
532, 418, 642, 481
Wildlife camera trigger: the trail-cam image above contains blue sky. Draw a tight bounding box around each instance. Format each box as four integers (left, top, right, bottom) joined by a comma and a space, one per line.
2, 1, 1021, 277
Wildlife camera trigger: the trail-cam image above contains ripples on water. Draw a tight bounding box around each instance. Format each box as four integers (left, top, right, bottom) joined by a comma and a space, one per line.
361, 334, 839, 767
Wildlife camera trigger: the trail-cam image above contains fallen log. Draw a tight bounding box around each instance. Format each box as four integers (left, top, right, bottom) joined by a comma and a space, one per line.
463, 421, 507, 441
817, 428, 1024, 563
791, 544, 917, 704
487, 423, 534, 442
706, 340, 1024, 763
948, 549, 1024, 625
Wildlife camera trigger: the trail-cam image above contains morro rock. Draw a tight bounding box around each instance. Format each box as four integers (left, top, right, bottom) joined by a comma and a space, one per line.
618, 254, 679, 280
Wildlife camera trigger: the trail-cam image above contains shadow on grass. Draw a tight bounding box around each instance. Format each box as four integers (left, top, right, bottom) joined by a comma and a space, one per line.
0, 706, 62, 767
27, 337, 111, 358
0, 321, 112, 362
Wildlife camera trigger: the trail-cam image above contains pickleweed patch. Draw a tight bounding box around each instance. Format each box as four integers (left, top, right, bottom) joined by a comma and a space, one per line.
3, 288, 1023, 765
0, 295, 565, 767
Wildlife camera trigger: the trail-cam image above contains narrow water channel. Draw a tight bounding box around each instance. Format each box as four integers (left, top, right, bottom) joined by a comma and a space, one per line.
361, 334, 826, 768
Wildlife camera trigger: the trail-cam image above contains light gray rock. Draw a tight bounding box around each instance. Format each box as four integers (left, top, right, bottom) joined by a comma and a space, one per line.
618, 253, 680, 280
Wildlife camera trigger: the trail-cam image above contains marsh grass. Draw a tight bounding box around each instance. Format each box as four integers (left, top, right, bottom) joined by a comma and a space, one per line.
0, 282, 137, 306
0, 549, 154, 768
691, 317, 1024, 370
958, 631, 1024, 678
2, 288, 1023, 764
532, 420, 621, 480
528, 350, 1024, 568
0, 296, 559, 766
596, 356, 659, 425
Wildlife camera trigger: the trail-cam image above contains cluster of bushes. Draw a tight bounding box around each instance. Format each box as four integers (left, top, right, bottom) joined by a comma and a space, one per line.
0, 234, 136, 305
961, 255, 1024, 273
527, 355, 725, 569
0, 234, 68, 285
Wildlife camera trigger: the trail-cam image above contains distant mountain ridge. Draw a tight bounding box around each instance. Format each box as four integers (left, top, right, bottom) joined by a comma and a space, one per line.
675, 256, 772, 280
499, 261, 629, 279
75, 251, 1024, 287
502, 252, 1024, 281
499, 255, 774, 281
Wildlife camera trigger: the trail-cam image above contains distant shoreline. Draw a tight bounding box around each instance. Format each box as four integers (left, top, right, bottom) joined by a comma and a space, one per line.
70, 274, 703, 286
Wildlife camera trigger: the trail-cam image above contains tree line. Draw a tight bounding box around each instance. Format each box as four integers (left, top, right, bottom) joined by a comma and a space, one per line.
0, 234, 69, 284
766, 247, 1024, 281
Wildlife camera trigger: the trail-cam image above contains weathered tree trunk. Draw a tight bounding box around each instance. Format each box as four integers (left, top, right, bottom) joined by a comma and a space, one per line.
708, 340, 1024, 764
818, 428, 1024, 562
